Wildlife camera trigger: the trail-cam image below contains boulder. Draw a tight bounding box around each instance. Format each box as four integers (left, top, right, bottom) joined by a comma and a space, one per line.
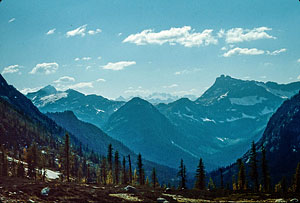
290, 198, 299, 203
41, 187, 50, 196
275, 199, 286, 203
157, 197, 169, 203
124, 185, 137, 193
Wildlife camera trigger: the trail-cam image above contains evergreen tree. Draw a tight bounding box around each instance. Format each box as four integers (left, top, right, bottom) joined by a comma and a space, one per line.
195, 158, 205, 190
137, 153, 144, 185
1, 146, 8, 177
237, 158, 246, 191
178, 159, 186, 189
128, 155, 132, 183
27, 143, 39, 180
249, 141, 259, 191
261, 145, 270, 192
114, 150, 120, 184
122, 156, 127, 184
219, 168, 224, 189
208, 177, 216, 190
17, 160, 25, 178
151, 167, 157, 189
65, 133, 70, 182
107, 144, 113, 171
294, 162, 300, 193
100, 157, 107, 185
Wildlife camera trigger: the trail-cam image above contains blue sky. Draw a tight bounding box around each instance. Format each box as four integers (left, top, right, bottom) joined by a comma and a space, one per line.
0, 0, 300, 99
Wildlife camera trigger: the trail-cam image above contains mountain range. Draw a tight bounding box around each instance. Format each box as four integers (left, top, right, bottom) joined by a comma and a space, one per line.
25, 75, 300, 171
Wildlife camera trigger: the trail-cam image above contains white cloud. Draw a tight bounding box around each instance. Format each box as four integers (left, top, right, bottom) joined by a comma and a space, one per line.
53, 76, 75, 83
174, 68, 202, 75
260, 76, 267, 79
74, 58, 80, 61
96, 78, 106, 82
298, 58, 300, 63
223, 47, 265, 57
124, 87, 151, 96
118, 33, 123, 36
8, 18, 15, 23
46, 28, 56, 35
218, 29, 225, 38
123, 26, 218, 47
297, 75, 300, 80
88, 28, 101, 35
86, 66, 92, 70
224, 27, 276, 43
29, 62, 58, 75
82, 57, 91, 61
221, 46, 227, 51
2, 65, 20, 74
20, 87, 42, 95
69, 82, 93, 89
163, 84, 178, 88
66, 24, 87, 37
102, 61, 136, 71
97, 56, 102, 60
266, 48, 287, 55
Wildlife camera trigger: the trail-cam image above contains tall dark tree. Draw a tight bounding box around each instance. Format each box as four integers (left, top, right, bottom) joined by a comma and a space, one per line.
0, 145, 8, 177
27, 143, 39, 180
137, 153, 144, 185
178, 159, 186, 189
122, 156, 127, 184
107, 144, 113, 171
195, 158, 205, 190
261, 145, 270, 192
151, 168, 157, 188
100, 157, 107, 185
237, 158, 246, 191
65, 133, 70, 182
128, 154, 132, 183
17, 161, 25, 178
249, 141, 259, 191
295, 162, 300, 193
114, 150, 120, 184
219, 168, 224, 189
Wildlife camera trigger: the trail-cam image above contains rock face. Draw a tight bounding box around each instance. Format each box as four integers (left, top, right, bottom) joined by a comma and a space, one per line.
215, 91, 300, 186
157, 75, 300, 167
26, 86, 125, 128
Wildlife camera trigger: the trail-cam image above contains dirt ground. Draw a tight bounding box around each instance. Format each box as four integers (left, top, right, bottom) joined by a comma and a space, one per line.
0, 178, 299, 202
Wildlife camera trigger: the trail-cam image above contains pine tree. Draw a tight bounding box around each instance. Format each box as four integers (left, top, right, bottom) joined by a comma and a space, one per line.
122, 156, 127, 184
128, 155, 132, 183
250, 141, 259, 192
114, 150, 120, 184
178, 159, 186, 189
137, 153, 144, 185
107, 144, 113, 171
294, 162, 300, 193
151, 168, 157, 189
1, 146, 8, 177
261, 145, 270, 192
133, 168, 138, 185
232, 175, 237, 191
17, 160, 25, 178
27, 143, 39, 180
237, 158, 246, 191
100, 157, 107, 185
219, 168, 224, 189
65, 133, 70, 182
195, 158, 205, 190
208, 177, 215, 190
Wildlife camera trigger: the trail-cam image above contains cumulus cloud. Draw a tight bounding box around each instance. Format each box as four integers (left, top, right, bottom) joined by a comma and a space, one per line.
88, 28, 101, 35
97, 56, 102, 60
266, 48, 287, 55
298, 58, 300, 63
102, 61, 136, 71
46, 28, 56, 35
53, 76, 75, 84
66, 24, 87, 37
69, 82, 93, 89
20, 87, 42, 95
123, 26, 218, 47
82, 57, 91, 61
29, 62, 58, 74
224, 27, 276, 43
2, 65, 20, 74
223, 47, 265, 57
96, 78, 106, 82
163, 84, 178, 88
74, 58, 80, 61
8, 18, 15, 23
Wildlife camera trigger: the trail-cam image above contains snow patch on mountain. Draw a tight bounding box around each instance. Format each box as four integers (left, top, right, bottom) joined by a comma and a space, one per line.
171, 140, 198, 158
39, 93, 68, 107
260, 106, 274, 115
202, 117, 216, 123
183, 114, 199, 122
218, 91, 229, 101
229, 96, 267, 106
